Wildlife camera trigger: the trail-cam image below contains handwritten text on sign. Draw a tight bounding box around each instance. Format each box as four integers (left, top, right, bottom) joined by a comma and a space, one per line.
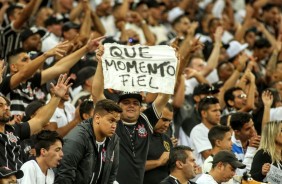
102, 43, 178, 94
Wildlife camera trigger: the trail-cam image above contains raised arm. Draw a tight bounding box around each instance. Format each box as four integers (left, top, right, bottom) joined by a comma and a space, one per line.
79, 1, 92, 38
178, 22, 199, 66
13, 0, 37, 29
224, 0, 235, 30
10, 42, 68, 89
41, 36, 105, 85
261, 90, 273, 131
200, 26, 223, 77
91, 11, 106, 36
91, 45, 106, 103
30, 0, 42, 20
238, 70, 255, 112
131, 11, 155, 46
172, 74, 185, 108
184, 68, 209, 84
28, 74, 72, 135
153, 93, 171, 117
69, 1, 83, 21
266, 40, 281, 74
113, 0, 130, 21
256, 22, 277, 47
0, 60, 6, 85
218, 54, 247, 108
234, 5, 254, 42
0, 0, 9, 26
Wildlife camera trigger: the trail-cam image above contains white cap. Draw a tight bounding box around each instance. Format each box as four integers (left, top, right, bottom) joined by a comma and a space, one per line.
226, 40, 248, 59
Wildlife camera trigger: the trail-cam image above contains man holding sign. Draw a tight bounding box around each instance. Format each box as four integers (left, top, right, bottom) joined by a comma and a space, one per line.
92, 43, 178, 184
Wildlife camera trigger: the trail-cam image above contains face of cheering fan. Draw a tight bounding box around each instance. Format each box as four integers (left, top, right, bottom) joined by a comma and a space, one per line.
119, 98, 141, 123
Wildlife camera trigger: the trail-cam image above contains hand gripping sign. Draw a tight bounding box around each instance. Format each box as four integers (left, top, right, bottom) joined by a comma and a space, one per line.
102, 43, 178, 94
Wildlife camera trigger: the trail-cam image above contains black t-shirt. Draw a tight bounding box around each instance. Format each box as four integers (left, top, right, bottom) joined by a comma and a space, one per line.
143, 133, 173, 184
20, 135, 36, 163
250, 149, 282, 182
93, 139, 107, 184
116, 104, 159, 184
0, 72, 41, 115
181, 107, 201, 137
0, 24, 22, 59
0, 122, 30, 170
160, 176, 196, 184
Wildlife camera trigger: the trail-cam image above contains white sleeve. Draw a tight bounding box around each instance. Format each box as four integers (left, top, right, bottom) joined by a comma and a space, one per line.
202, 156, 213, 173
184, 78, 199, 95
178, 127, 192, 147
18, 162, 37, 184
190, 127, 212, 154
242, 146, 257, 171
270, 107, 282, 121
49, 110, 59, 124
212, 0, 225, 18
235, 146, 257, 177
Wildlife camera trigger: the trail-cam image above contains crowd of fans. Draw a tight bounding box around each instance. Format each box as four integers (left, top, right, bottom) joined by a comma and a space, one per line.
0, 0, 282, 183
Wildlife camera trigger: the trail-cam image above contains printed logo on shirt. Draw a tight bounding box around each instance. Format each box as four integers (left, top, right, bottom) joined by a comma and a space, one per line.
136, 124, 147, 138
22, 82, 33, 96
102, 148, 106, 162
6, 132, 18, 143
163, 141, 170, 152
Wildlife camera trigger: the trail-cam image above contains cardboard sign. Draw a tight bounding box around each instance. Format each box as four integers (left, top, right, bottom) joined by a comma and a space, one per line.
102, 43, 178, 94
263, 164, 282, 184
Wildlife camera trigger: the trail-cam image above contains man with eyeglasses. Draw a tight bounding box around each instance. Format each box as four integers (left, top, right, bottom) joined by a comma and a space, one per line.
144, 103, 174, 184
223, 71, 256, 115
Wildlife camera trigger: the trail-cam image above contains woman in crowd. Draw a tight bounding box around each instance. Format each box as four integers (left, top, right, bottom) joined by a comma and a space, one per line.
250, 120, 282, 183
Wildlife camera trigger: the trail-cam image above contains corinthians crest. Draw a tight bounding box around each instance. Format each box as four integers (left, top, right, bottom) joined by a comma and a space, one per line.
163, 141, 170, 152
136, 124, 147, 138
6, 132, 18, 143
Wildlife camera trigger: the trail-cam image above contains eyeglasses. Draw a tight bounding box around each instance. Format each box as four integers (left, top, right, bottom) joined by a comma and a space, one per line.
236, 94, 247, 99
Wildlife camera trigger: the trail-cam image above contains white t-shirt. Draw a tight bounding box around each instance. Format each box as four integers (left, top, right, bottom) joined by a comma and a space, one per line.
190, 123, 212, 166
149, 24, 169, 45
202, 155, 235, 184
41, 32, 61, 65
178, 127, 193, 147
270, 107, 282, 121
202, 155, 213, 174
100, 15, 118, 37
125, 23, 146, 45
18, 160, 54, 184
196, 173, 218, 184
49, 101, 75, 128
